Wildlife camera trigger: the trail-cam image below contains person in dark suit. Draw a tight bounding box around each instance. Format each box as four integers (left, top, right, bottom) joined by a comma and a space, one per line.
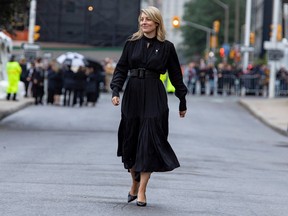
85, 66, 99, 106
31, 59, 45, 105
72, 66, 87, 107
19, 58, 29, 97
62, 65, 75, 106
110, 6, 187, 207
47, 60, 63, 105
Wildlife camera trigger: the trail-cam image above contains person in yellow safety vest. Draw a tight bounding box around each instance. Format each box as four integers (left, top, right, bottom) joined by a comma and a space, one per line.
6, 55, 22, 101
160, 72, 175, 93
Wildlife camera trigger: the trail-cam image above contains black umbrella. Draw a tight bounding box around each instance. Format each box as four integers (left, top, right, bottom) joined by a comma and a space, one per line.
86, 58, 104, 72
86, 58, 106, 88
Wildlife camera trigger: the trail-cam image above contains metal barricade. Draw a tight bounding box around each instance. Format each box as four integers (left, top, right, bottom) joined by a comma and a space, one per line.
276, 77, 288, 96
217, 74, 239, 95
187, 72, 287, 97
239, 74, 264, 96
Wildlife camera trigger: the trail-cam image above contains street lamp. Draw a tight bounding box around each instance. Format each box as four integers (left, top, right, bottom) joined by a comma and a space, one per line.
88, 5, 94, 12
213, 0, 229, 45
172, 16, 180, 28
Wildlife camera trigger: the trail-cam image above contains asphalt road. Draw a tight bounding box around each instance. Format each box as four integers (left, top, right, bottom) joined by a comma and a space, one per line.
0, 93, 288, 216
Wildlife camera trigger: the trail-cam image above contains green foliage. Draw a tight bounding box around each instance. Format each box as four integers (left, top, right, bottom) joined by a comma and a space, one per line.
181, 0, 246, 60
254, 56, 267, 66
0, 0, 30, 33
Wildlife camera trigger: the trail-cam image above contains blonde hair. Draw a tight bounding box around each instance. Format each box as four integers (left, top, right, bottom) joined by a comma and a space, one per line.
130, 6, 166, 42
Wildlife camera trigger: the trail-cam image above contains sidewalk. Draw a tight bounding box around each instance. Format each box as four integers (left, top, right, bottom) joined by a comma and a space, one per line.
239, 98, 288, 136
0, 97, 34, 121
0, 96, 287, 137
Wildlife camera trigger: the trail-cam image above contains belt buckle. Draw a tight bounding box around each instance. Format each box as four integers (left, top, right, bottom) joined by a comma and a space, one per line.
138, 68, 145, 79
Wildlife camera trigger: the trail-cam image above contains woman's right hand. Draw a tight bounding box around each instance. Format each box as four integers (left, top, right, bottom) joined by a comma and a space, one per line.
112, 96, 120, 106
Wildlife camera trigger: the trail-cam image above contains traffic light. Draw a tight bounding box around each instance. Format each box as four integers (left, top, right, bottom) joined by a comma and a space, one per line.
229, 49, 235, 59
210, 35, 218, 48
219, 47, 225, 58
277, 24, 282, 41
172, 16, 180, 28
270, 24, 283, 41
34, 25, 40, 41
249, 32, 255, 45
213, 20, 220, 33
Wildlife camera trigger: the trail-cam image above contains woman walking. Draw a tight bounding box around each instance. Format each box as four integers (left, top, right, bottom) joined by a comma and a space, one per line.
110, 6, 187, 207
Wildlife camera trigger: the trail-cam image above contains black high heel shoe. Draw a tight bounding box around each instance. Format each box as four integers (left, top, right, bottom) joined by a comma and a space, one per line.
136, 201, 147, 207
128, 193, 137, 203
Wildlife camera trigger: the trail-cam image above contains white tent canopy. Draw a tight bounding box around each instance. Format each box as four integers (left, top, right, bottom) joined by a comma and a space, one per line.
0, 32, 14, 99
0, 32, 13, 81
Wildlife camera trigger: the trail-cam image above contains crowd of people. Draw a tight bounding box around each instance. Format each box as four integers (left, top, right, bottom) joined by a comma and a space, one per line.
6, 55, 105, 106
5, 54, 288, 105
182, 60, 288, 97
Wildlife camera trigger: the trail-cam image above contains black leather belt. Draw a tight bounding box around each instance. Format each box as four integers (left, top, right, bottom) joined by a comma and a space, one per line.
130, 68, 159, 79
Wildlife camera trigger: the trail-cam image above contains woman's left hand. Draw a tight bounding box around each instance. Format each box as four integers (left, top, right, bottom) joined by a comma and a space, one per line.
112, 96, 120, 106
179, 110, 186, 118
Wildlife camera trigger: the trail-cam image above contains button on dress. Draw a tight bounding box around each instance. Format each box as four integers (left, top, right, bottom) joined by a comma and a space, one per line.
110, 36, 187, 173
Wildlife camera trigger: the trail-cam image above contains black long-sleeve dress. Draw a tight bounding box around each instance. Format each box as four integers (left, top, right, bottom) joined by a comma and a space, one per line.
110, 35, 187, 174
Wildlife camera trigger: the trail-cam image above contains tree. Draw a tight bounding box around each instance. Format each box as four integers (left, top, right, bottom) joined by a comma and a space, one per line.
0, 0, 30, 33
181, 0, 246, 60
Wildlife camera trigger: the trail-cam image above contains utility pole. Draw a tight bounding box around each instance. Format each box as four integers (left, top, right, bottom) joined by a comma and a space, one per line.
28, 0, 37, 44
268, 0, 281, 98
234, 0, 240, 43
26, 0, 41, 61
242, 0, 252, 72
284, 3, 288, 39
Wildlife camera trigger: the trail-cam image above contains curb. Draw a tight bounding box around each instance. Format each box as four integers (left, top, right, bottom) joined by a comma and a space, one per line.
0, 99, 34, 121
238, 100, 288, 137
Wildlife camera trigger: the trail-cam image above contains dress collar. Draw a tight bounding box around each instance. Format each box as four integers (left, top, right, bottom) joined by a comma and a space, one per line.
142, 35, 157, 42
